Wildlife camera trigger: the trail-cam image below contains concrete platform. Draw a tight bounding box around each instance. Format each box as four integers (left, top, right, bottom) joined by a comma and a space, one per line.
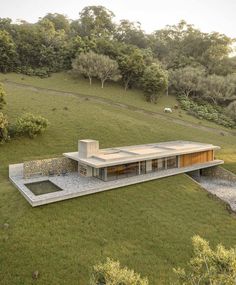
9, 160, 224, 207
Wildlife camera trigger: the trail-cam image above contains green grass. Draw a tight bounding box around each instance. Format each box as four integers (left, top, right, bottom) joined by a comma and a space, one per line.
1, 73, 236, 284
0, 72, 232, 131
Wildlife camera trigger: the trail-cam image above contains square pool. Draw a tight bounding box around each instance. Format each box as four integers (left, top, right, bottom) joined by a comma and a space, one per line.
25, 181, 63, 196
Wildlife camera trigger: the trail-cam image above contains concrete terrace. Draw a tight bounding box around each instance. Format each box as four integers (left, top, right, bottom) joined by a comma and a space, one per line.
9, 160, 223, 207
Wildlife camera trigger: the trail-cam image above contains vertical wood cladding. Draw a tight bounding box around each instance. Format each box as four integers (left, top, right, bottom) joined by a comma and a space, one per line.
180, 150, 213, 167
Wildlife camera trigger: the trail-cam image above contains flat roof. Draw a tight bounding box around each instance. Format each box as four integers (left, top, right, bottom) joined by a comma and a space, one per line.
63, 140, 220, 168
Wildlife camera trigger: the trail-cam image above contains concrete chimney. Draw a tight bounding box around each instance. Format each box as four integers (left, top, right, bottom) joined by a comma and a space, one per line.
78, 139, 99, 158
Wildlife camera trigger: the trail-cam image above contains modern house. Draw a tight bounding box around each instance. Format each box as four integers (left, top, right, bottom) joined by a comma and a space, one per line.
64, 139, 222, 181
9, 139, 224, 206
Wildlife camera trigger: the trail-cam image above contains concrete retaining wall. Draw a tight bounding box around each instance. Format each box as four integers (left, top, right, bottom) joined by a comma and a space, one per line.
23, 157, 77, 178
201, 166, 236, 182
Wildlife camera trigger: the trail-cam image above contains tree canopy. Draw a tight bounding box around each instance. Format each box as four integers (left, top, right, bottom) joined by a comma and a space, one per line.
0, 8, 234, 77
142, 63, 168, 103
174, 235, 236, 285
0, 5, 235, 120
72, 51, 120, 87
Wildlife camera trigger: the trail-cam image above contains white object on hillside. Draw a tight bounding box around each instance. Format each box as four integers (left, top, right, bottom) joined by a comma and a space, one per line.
164, 107, 172, 113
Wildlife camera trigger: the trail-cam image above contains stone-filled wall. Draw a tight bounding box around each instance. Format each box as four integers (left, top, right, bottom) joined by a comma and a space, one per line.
23, 157, 78, 178
201, 166, 236, 182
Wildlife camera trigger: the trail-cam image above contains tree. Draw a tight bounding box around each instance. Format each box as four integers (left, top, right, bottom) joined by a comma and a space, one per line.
0, 18, 13, 34
37, 18, 68, 71
141, 63, 168, 103
15, 113, 49, 138
0, 84, 6, 109
118, 48, 145, 90
94, 54, 121, 88
169, 66, 205, 98
200, 32, 234, 74
72, 52, 120, 87
0, 30, 17, 72
115, 20, 148, 48
227, 101, 236, 121
151, 20, 233, 73
200, 74, 235, 105
0, 112, 9, 143
174, 235, 236, 285
72, 51, 98, 85
40, 13, 70, 32
90, 258, 149, 285
78, 6, 115, 38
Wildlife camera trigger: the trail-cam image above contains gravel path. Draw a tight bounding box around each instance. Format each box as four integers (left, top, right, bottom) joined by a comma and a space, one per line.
197, 177, 236, 211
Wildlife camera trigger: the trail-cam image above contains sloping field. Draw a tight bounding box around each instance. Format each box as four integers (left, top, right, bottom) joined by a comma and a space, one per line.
0, 73, 236, 284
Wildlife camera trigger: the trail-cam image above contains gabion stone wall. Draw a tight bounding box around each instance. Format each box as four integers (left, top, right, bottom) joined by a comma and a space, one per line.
23, 157, 78, 178
201, 166, 236, 182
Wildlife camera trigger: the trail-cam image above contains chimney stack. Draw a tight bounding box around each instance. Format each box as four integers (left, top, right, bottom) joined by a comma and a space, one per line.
78, 139, 99, 158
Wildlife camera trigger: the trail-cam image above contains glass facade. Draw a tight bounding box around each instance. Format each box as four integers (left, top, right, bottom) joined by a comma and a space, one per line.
93, 168, 106, 181
152, 158, 166, 171
140, 161, 146, 174
166, 156, 178, 169
106, 162, 139, 181
93, 156, 179, 181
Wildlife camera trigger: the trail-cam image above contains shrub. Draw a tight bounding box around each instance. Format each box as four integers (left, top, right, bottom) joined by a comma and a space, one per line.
178, 95, 235, 128
174, 235, 236, 284
90, 258, 149, 285
7, 124, 18, 138
18, 66, 50, 78
0, 112, 9, 143
34, 67, 50, 78
0, 84, 6, 109
15, 113, 49, 138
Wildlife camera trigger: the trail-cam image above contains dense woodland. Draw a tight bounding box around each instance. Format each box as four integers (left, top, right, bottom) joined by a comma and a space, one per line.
0, 5, 236, 127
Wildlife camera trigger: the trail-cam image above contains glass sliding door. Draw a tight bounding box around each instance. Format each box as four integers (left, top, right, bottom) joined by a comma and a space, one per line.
152, 159, 158, 171
106, 162, 139, 181
152, 158, 166, 172
140, 161, 146, 174
166, 156, 178, 169
93, 167, 107, 181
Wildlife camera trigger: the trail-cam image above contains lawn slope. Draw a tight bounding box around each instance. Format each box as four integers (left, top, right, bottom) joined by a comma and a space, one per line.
0, 72, 233, 132
0, 74, 236, 284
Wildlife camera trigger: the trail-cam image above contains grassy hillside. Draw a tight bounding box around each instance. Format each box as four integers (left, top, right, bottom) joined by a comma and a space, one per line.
1, 73, 236, 284
0, 72, 233, 132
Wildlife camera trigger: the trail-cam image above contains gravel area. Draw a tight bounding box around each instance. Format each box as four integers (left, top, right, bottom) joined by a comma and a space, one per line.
9, 161, 223, 207
197, 177, 236, 211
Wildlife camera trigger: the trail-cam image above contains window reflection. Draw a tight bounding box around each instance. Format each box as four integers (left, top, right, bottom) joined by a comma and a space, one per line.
93, 156, 179, 181
106, 162, 139, 181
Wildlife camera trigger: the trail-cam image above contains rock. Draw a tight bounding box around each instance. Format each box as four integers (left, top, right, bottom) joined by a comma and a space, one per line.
32, 270, 39, 279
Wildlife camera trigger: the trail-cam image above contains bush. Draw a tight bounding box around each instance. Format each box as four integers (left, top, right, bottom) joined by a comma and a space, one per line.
0, 84, 6, 109
90, 258, 149, 285
227, 100, 236, 121
18, 66, 50, 78
0, 112, 9, 143
34, 67, 50, 78
7, 124, 18, 138
174, 235, 236, 284
15, 113, 49, 138
178, 95, 235, 128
